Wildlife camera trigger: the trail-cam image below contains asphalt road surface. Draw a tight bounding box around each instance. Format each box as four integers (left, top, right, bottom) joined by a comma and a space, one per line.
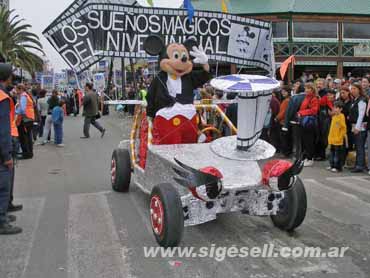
1, 112, 369, 278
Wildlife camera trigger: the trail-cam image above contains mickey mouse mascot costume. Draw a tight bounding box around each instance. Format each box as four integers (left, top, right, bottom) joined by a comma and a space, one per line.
143, 35, 211, 145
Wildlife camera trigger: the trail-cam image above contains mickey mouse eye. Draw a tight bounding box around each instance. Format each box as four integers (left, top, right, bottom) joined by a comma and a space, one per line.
181, 52, 188, 59
172, 51, 180, 60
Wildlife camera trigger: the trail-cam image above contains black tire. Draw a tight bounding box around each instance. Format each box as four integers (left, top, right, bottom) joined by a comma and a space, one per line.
150, 183, 184, 247
111, 149, 131, 192
270, 177, 307, 232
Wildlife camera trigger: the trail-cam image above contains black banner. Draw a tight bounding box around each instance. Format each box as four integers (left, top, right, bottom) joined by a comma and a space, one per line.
43, 0, 274, 74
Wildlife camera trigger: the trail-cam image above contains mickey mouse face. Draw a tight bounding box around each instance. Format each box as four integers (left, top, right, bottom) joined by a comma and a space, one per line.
143, 35, 198, 77
160, 43, 193, 77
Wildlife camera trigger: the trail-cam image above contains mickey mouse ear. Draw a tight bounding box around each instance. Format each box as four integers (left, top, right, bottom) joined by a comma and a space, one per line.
143, 35, 165, 56
183, 39, 198, 59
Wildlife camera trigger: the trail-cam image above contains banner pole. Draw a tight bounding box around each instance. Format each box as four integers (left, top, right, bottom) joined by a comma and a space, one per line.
106, 58, 114, 95
130, 58, 137, 94
121, 57, 125, 99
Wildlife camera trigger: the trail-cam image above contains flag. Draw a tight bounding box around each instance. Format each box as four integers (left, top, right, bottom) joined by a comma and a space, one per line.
184, 0, 195, 23
279, 55, 296, 80
221, 0, 228, 13
147, 0, 153, 6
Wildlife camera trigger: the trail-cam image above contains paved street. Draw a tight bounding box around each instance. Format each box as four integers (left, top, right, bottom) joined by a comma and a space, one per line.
1, 112, 369, 278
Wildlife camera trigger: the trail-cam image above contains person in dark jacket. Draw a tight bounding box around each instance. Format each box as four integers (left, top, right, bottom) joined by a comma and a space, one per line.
81, 83, 106, 139
314, 89, 335, 161
340, 86, 353, 153
349, 83, 368, 172
0, 63, 22, 235
292, 80, 304, 96
283, 87, 305, 159
276, 85, 292, 156
262, 90, 280, 149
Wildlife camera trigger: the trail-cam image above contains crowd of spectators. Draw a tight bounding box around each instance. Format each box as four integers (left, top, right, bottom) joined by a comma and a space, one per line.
179, 72, 370, 174
238, 74, 369, 173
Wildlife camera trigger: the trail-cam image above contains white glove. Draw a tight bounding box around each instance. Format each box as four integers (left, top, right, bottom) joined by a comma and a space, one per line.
190, 45, 208, 65
198, 133, 207, 143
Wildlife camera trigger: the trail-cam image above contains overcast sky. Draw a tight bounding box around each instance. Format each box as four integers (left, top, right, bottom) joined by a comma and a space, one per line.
10, 0, 73, 71
10, 0, 182, 72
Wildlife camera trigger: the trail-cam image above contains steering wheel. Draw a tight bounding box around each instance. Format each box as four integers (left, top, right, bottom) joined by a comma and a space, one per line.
200, 126, 223, 142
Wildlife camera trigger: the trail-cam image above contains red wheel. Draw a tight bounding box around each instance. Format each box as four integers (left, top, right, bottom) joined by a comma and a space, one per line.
150, 195, 164, 236
150, 184, 184, 247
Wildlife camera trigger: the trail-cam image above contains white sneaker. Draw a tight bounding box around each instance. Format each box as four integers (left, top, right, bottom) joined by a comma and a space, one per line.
56, 144, 65, 147
304, 159, 314, 167
326, 166, 332, 171
331, 168, 338, 173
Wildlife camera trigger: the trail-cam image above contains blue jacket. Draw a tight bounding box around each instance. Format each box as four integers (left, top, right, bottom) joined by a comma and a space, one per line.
284, 93, 305, 128
52, 106, 64, 125
0, 94, 12, 162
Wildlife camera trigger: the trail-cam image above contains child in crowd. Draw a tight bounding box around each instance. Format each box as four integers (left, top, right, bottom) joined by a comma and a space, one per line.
52, 100, 65, 147
327, 101, 348, 172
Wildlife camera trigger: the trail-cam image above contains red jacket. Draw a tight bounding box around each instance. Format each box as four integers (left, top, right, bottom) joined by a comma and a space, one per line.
298, 93, 319, 117
320, 95, 334, 110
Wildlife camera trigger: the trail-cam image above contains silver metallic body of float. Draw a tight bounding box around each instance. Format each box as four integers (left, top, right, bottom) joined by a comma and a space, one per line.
117, 74, 284, 227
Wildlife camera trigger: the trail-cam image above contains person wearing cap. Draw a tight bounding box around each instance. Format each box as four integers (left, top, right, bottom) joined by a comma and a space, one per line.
0, 63, 22, 235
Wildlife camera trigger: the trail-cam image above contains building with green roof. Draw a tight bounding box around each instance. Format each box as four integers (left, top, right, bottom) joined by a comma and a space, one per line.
193, 0, 370, 79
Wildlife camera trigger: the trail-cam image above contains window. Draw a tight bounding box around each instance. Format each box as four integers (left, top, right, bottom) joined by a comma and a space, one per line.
343, 23, 370, 39
293, 22, 338, 39
272, 22, 288, 38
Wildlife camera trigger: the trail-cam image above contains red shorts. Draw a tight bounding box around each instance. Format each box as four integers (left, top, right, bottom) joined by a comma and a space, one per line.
152, 115, 198, 145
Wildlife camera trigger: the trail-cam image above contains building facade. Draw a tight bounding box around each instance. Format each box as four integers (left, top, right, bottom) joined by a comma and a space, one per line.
194, 0, 370, 79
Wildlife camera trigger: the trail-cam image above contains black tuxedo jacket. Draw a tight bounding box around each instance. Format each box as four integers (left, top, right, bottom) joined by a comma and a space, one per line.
147, 70, 211, 118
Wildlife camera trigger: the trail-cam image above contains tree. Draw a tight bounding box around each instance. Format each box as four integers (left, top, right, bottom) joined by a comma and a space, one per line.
0, 7, 44, 75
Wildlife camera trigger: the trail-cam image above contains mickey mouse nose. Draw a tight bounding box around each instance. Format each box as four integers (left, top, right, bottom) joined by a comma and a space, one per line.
181, 56, 188, 63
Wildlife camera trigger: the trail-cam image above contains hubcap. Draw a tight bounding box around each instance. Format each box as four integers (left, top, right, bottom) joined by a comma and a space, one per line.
111, 159, 116, 184
150, 195, 164, 236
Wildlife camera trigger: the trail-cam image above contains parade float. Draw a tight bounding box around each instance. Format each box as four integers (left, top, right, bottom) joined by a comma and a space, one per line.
44, 0, 307, 247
